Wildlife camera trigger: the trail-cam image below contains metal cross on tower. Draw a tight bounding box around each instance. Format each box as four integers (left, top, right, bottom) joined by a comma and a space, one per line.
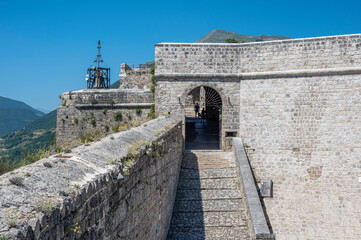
85, 41, 110, 89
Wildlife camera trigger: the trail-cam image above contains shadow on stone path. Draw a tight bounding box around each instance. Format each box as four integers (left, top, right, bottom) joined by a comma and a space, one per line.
185, 118, 220, 150
167, 150, 250, 240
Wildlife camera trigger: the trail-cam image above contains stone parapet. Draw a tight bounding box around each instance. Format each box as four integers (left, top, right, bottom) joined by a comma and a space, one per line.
233, 138, 275, 240
0, 117, 183, 240
155, 33, 361, 75
60, 89, 152, 106
57, 89, 153, 147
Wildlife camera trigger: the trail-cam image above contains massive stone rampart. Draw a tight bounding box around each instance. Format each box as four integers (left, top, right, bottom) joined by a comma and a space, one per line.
57, 89, 153, 147
154, 34, 361, 239
239, 73, 361, 239
0, 117, 183, 240
155, 34, 361, 75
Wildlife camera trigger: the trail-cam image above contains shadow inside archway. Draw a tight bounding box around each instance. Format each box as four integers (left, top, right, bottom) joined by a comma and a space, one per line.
185, 118, 220, 150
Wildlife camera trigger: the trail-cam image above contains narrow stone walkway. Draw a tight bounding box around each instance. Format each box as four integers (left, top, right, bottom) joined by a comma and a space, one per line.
167, 150, 250, 240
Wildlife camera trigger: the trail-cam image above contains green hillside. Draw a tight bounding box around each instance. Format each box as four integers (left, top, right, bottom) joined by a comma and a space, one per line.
0, 96, 45, 135
0, 110, 57, 166
197, 29, 292, 43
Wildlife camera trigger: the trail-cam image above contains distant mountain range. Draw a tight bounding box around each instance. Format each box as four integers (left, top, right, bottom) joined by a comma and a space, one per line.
196, 29, 292, 43
0, 110, 56, 163
0, 96, 45, 136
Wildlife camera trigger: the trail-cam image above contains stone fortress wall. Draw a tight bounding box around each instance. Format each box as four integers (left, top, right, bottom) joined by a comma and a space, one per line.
0, 117, 183, 239
57, 89, 153, 147
119, 63, 153, 90
155, 34, 361, 74
155, 34, 361, 239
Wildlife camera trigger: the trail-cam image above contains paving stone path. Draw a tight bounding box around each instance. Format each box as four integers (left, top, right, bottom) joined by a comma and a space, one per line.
167, 150, 250, 240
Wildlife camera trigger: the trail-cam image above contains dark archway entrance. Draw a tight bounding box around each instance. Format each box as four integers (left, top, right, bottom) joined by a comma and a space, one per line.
185, 86, 222, 150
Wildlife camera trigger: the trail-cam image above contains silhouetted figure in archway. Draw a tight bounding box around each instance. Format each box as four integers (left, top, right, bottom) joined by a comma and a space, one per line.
201, 108, 206, 123
194, 102, 200, 118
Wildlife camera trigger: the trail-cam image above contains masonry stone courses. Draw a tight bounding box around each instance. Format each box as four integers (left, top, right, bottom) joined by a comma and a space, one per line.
0, 117, 183, 240
239, 74, 361, 239
155, 34, 361, 239
155, 79, 240, 149
119, 66, 152, 90
155, 34, 361, 75
57, 89, 153, 147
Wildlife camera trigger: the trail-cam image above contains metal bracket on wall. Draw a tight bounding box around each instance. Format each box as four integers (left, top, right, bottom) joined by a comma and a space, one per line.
260, 179, 273, 198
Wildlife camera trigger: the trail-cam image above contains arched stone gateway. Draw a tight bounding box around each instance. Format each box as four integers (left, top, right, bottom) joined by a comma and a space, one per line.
155, 79, 240, 151
185, 86, 223, 149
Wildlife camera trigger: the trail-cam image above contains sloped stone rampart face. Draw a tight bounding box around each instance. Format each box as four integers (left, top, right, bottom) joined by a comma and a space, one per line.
155, 34, 361, 239
0, 117, 183, 240
56, 89, 153, 147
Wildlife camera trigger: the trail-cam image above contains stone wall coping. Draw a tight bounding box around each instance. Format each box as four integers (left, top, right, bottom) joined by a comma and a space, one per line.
155, 67, 361, 80
64, 89, 151, 94
233, 137, 275, 240
0, 116, 180, 237
155, 33, 361, 47
74, 103, 153, 108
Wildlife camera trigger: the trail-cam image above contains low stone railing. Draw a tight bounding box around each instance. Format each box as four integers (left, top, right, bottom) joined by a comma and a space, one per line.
233, 137, 275, 240
0, 116, 183, 240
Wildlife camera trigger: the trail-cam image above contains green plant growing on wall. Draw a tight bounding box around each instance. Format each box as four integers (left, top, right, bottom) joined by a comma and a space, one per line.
123, 140, 148, 172
91, 99, 98, 105
9, 176, 24, 186
0, 160, 16, 176
150, 65, 156, 102
149, 104, 156, 119
5, 208, 21, 228
91, 119, 96, 127
62, 99, 67, 107
136, 108, 142, 116
114, 112, 123, 121
64, 224, 72, 237
79, 130, 97, 144
43, 161, 53, 168
102, 108, 107, 115
112, 123, 120, 132
105, 125, 109, 132
108, 100, 115, 105
151, 84, 155, 95
35, 196, 57, 215
225, 38, 239, 43
127, 114, 132, 120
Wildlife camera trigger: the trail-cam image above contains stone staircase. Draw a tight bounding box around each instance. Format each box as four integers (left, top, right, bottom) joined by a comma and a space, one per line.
167, 150, 250, 240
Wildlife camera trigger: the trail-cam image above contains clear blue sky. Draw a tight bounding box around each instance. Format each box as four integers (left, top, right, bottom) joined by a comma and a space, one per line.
1, 0, 360, 111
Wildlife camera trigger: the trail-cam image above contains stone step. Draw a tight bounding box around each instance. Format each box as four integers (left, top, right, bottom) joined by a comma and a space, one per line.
177, 178, 238, 190
179, 168, 237, 179
167, 226, 250, 240
173, 199, 244, 212
169, 212, 247, 228
167, 151, 250, 239
175, 189, 242, 201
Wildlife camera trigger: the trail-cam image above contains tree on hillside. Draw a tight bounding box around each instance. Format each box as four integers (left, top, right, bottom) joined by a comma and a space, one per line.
225, 38, 240, 43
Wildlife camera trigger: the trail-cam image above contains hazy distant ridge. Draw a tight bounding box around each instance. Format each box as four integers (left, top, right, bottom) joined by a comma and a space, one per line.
197, 29, 292, 43
0, 96, 45, 136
